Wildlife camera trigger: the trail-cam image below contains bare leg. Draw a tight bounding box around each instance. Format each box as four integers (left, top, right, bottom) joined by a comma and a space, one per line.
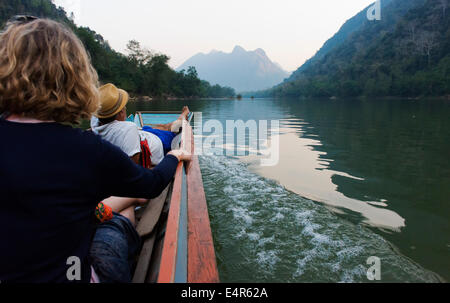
102, 197, 148, 214
148, 106, 190, 131
149, 123, 172, 131
120, 206, 137, 227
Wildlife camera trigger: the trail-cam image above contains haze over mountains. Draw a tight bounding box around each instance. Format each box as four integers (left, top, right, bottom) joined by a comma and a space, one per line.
177, 46, 290, 93
256, 0, 449, 98
0, 0, 237, 99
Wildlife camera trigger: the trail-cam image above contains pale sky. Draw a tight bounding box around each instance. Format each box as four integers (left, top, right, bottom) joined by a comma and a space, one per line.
53, 0, 375, 72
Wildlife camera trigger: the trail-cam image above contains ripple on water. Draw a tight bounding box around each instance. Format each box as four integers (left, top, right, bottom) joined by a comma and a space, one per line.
200, 155, 442, 283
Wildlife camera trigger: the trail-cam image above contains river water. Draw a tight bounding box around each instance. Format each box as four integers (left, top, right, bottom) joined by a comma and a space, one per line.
128, 97, 449, 282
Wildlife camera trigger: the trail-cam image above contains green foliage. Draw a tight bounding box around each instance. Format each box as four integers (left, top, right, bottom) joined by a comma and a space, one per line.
0, 0, 235, 99
0, 0, 68, 27
261, 0, 450, 98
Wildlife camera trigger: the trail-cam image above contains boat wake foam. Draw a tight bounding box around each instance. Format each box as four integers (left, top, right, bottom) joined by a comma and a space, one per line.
200, 155, 442, 283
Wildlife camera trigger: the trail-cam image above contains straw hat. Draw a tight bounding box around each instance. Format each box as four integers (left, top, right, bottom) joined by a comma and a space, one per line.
96, 83, 129, 119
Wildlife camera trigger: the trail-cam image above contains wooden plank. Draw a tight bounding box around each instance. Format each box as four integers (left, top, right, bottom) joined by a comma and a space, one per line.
136, 186, 170, 237
190, 121, 195, 154
138, 111, 182, 114
157, 162, 184, 283
133, 185, 171, 283
174, 166, 188, 283
182, 121, 193, 155
145, 229, 165, 283
146, 192, 172, 283
139, 112, 144, 128
181, 122, 194, 174
187, 155, 220, 283
132, 234, 156, 283
137, 111, 192, 122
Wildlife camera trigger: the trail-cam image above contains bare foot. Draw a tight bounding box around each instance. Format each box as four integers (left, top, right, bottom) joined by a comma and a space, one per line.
169, 106, 190, 132
180, 106, 190, 120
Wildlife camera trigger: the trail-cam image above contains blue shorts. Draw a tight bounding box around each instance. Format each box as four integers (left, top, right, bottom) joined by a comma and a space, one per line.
142, 126, 178, 155
89, 213, 141, 283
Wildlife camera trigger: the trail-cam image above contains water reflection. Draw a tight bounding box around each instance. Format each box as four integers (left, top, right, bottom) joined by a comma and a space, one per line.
242, 121, 406, 231
127, 97, 450, 281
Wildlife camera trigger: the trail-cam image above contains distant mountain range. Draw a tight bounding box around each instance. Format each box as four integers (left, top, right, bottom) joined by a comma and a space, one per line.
177, 46, 290, 92
254, 0, 449, 98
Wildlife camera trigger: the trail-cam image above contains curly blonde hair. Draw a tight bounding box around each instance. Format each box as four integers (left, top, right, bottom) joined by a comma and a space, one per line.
0, 19, 99, 124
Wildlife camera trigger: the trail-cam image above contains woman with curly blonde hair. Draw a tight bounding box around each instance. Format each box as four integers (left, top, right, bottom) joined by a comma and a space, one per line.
0, 17, 189, 283
0, 16, 99, 123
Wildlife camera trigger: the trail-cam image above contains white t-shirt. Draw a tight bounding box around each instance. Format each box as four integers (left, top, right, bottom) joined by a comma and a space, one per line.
91, 117, 141, 157
91, 117, 164, 165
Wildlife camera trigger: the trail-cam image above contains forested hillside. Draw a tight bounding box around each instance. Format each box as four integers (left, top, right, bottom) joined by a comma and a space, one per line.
257, 0, 449, 98
287, 0, 396, 81
0, 0, 235, 99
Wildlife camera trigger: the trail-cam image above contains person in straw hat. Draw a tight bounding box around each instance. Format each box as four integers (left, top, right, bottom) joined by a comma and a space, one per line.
91, 83, 190, 167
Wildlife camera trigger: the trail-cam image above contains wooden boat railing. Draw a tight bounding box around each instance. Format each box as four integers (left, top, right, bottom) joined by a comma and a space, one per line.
131, 112, 219, 283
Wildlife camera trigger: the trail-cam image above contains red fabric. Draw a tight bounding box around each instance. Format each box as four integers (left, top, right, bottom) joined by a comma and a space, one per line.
140, 139, 152, 168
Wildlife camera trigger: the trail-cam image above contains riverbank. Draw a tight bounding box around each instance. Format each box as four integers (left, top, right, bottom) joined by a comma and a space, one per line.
129, 96, 236, 102
241, 95, 450, 102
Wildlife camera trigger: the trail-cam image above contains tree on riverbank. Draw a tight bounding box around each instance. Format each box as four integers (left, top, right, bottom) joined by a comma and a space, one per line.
0, 0, 235, 99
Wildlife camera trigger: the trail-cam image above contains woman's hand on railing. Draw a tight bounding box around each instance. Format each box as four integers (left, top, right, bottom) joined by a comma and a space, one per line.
168, 149, 193, 172
168, 149, 192, 163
